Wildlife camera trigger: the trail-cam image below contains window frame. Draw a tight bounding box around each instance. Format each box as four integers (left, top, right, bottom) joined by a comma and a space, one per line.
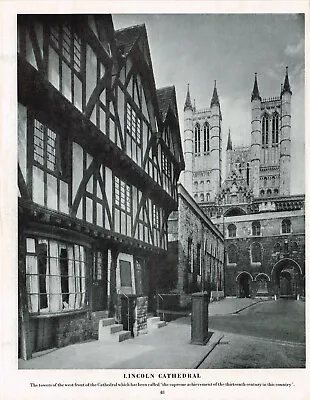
281, 218, 291, 234
227, 223, 237, 238
25, 237, 87, 315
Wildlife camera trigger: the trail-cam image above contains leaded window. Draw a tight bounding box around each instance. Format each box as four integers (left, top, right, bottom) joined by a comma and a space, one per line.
32, 119, 69, 213
25, 237, 86, 314
126, 102, 142, 145
114, 176, 132, 236
48, 23, 83, 110
115, 176, 131, 213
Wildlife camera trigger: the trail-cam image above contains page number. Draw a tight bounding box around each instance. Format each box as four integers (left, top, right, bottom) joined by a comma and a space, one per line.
160, 391, 165, 395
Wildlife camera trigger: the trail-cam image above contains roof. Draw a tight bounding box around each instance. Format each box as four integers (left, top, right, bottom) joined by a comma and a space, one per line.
156, 86, 178, 121
114, 24, 145, 55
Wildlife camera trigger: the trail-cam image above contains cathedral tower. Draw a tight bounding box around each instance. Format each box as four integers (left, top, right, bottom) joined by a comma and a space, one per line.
280, 67, 292, 196
183, 82, 222, 203
210, 81, 222, 201
183, 84, 194, 195
250, 73, 262, 198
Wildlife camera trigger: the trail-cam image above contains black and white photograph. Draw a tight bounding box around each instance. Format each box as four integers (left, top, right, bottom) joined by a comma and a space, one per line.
0, 2, 308, 399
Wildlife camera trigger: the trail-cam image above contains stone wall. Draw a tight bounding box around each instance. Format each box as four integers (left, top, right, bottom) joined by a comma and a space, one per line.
167, 184, 225, 305
134, 296, 148, 336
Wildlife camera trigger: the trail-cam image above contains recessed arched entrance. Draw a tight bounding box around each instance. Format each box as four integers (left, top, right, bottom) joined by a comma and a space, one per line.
271, 258, 302, 299
236, 271, 253, 298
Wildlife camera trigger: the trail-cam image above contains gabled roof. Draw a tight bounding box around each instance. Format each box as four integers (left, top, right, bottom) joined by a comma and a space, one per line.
114, 24, 145, 56
157, 86, 185, 170
156, 86, 178, 122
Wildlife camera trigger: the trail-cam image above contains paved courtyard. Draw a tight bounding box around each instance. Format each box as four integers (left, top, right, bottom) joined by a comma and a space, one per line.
18, 298, 305, 369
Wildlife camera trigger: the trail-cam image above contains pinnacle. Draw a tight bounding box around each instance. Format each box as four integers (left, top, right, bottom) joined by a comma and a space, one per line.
210, 80, 220, 107
282, 66, 292, 95
184, 83, 193, 111
251, 72, 261, 102
227, 129, 232, 151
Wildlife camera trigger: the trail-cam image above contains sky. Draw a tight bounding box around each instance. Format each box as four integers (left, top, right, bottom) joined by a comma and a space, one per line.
112, 14, 305, 195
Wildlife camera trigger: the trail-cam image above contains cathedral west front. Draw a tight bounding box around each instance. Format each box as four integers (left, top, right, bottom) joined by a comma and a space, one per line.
182, 68, 305, 299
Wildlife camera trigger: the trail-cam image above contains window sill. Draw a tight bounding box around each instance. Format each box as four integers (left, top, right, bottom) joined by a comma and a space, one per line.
251, 262, 261, 267
29, 308, 88, 319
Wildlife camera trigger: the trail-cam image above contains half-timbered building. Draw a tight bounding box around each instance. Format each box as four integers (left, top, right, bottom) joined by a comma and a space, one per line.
18, 15, 184, 359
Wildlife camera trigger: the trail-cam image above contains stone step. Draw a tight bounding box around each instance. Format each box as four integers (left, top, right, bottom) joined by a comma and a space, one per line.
100, 317, 115, 327
147, 316, 161, 325
157, 321, 167, 328
98, 323, 124, 340
118, 330, 132, 342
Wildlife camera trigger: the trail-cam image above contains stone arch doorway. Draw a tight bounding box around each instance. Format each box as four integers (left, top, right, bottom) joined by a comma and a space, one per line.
236, 271, 253, 298
271, 258, 302, 299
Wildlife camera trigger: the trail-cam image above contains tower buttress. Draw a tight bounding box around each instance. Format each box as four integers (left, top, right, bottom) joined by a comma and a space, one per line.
183, 84, 194, 195
280, 66, 292, 195
210, 80, 222, 201
250, 73, 262, 198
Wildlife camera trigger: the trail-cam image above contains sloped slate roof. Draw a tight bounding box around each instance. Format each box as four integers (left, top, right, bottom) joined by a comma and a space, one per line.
156, 86, 178, 121
114, 24, 145, 55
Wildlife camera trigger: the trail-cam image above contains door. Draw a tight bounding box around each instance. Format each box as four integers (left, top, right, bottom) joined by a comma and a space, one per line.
279, 271, 292, 297
92, 250, 108, 311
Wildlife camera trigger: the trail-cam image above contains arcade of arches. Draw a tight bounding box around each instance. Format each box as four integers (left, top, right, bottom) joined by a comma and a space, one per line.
235, 258, 304, 299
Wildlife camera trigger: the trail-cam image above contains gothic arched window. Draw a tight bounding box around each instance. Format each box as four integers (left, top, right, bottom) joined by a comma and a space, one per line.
282, 219, 291, 234
194, 124, 201, 153
272, 113, 279, 145
274, 242, 281, 253
246, 163, 250, 185
227, 244, 238, 264
251, 242, 262, 263
200, 193, 204, 202
262, 114, 269, 148
228, 224, 237, 238
203, 123, 210, 153
206, 193, 210, 202
252, 221, 261, 236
